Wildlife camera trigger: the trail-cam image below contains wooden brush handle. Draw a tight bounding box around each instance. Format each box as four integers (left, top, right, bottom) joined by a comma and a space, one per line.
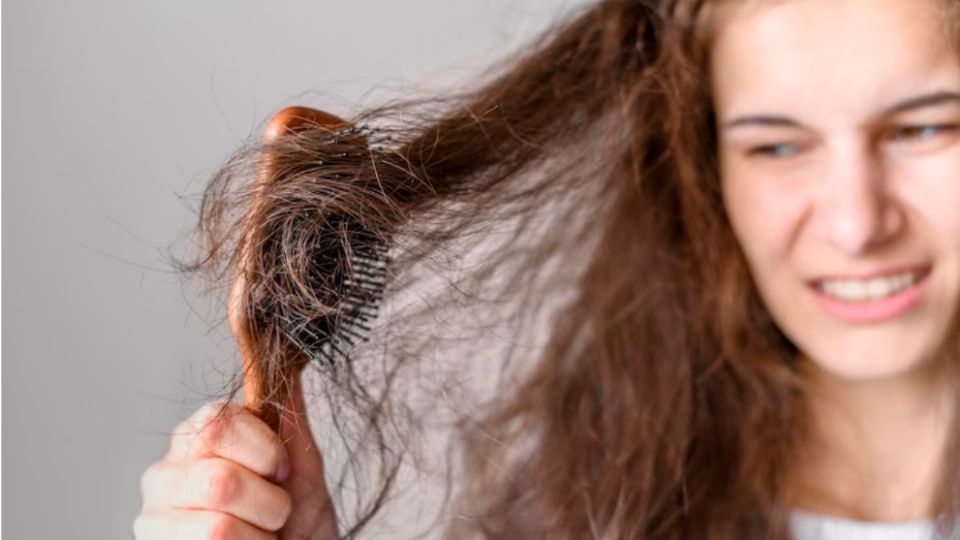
228, 106, 351, 433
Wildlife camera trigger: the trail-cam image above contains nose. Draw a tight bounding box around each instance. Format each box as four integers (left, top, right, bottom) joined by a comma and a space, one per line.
816, 143, 904, 255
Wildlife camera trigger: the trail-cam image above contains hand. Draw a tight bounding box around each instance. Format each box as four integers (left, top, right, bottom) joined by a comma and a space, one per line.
134, 375, 339, 539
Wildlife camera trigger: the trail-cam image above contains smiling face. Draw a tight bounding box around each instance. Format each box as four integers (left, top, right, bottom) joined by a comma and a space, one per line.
711, 0, 960, 381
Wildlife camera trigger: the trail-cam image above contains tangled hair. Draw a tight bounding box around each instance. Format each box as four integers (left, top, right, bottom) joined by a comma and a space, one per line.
176, 0, 960, 538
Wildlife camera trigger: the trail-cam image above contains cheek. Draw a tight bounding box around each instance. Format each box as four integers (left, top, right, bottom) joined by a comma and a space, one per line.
722, 167, 811, 278
898, 156, 960, 241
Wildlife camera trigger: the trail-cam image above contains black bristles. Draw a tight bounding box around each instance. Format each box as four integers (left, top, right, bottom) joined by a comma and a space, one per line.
281, 235, 390, 369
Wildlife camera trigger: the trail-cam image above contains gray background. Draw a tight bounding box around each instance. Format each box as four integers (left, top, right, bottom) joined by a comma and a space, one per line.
2, 1, 587, 538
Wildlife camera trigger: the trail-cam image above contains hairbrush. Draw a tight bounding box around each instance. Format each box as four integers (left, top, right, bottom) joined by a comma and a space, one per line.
228, 106, 391, 433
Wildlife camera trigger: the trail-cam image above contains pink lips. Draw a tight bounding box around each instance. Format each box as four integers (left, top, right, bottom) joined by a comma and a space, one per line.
810, 267, 931, 323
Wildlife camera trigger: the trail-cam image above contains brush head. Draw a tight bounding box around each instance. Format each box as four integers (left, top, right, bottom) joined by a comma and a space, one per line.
232, 106, 391, 432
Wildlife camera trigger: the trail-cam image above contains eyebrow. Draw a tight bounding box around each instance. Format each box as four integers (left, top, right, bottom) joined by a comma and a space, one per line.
721, 90, 960, 132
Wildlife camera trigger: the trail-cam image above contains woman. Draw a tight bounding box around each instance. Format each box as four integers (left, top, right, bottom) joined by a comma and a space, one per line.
135, 0, 960, 538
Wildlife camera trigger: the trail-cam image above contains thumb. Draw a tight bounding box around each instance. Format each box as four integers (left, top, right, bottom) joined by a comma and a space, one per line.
277, 372, 339, 539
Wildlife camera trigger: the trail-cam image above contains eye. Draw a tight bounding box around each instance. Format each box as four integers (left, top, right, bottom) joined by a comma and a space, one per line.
746, 142, 803, 159
886, 124, 959, 143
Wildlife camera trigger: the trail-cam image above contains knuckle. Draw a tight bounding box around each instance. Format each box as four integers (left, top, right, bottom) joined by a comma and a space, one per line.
202, 512, 239, 540
196, 400, 236, 428
131, 513, 150, 538
198, 413, 229, 450
174, 401, 236, 454
170, 418, 196, 442
140, 461, 178, 508
200, 460, 242, 508
171, 407, 212, 447
139, 462, 162, 500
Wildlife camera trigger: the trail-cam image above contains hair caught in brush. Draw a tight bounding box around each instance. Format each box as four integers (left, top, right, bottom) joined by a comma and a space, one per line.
174, 0, 960, 538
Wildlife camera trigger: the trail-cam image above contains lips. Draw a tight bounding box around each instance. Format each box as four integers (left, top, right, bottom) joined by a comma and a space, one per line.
808, 264, 932, 323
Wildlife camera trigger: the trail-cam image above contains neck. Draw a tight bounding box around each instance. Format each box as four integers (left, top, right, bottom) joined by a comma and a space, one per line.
787, 357, 957, 522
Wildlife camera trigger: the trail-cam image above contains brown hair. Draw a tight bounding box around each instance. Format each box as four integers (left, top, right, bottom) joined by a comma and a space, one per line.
176, 0, 960, 537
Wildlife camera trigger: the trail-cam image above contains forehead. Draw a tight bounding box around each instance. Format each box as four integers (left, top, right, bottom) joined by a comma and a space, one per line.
708, 0, 959, 120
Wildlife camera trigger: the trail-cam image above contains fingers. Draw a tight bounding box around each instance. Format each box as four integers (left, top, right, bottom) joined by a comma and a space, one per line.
141, 457, 293, 532
133, 507, 277, 540
169, 400, 289, 482
135, 399, 302, 539
137, 386, 340, 539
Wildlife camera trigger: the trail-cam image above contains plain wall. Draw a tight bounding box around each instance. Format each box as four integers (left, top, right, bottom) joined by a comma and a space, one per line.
1, 1, 589, 537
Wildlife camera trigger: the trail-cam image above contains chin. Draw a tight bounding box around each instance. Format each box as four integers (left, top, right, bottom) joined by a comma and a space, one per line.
797, 340, 935, 382
776, 305, 954, 384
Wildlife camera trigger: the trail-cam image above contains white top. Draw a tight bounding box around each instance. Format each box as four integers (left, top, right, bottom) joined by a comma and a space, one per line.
789, 509, 957, 540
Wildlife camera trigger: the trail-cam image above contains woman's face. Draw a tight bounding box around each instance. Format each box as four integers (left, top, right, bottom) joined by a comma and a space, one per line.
712, 0, 960, 381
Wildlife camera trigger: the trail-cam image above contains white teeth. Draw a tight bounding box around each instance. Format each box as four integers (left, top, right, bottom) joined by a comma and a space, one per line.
818, 271, 921, 302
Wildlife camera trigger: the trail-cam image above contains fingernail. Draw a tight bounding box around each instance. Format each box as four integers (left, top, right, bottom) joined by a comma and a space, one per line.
275, 455, 291, 482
